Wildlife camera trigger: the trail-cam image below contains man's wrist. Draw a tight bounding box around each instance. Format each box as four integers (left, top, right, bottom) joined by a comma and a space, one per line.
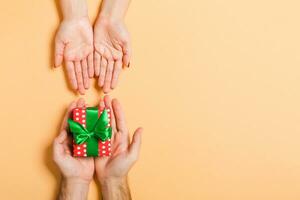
58, 178, 90, 200
100, 176, 127, 187
100, 177, 132, 200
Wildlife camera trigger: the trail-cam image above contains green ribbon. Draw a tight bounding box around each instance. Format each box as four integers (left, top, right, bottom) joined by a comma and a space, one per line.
68, 107, 112, 157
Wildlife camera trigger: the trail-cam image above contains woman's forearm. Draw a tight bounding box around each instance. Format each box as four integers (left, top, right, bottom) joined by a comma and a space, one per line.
59, 0, 88, 20
99, 0, 131, 21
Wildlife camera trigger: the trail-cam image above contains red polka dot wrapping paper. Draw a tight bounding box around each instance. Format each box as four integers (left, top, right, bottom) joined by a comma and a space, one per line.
72, 107, 111, 157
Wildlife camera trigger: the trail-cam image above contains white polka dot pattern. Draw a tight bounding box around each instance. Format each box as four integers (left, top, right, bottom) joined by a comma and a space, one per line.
73, 108, 87, 157
98, 107, 112, 157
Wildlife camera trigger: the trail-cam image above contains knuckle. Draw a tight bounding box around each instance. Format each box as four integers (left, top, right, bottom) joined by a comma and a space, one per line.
107, 57, 114, 62
78, 79, 83, 84
76, 67, 82, 73
113, 54, 122, 61
107, 67, 113, 74
53, 155, 60, 164
53, 138, 59, 145
116, 63, 122, 70
121, 36, 130, 44
130, 154, 139, 163
101, 59, 107, 66
52, 153, 57, 162
64, 54, 72, 61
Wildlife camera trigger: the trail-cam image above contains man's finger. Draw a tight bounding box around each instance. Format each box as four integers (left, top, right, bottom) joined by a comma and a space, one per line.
128, 128, 143, 161
66, 61, 78, 90
103, 95, 117, 133
112, 99, 127, 133
53, 130, 68, 162
60, 101, 77, 131
55, 130, 68, 144
77, 98, 85, 108
99, 96, 116, 144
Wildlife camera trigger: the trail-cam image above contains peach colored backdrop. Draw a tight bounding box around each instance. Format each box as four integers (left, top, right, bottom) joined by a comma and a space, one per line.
1, 0, 300, 199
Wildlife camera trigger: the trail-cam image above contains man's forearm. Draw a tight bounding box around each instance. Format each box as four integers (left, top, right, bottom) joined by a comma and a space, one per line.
59, 0, 88, 20
58, 178, 90, 200
101, 178, 132, 200
99, 0, 131, 21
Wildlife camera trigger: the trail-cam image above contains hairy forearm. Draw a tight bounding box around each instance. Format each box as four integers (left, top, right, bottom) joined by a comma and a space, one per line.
59, 0, 88, 20
99, 0, 131, 21
58, 178, 89, 200
101, 178, 132, 200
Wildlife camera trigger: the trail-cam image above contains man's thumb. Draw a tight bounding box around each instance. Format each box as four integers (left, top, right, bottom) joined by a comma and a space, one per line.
55, 130, 67, 144
128, 127, 143, 161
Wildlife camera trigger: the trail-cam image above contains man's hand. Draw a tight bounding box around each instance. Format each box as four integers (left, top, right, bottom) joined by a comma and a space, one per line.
93, 0, 132, 93
95, 96, 142, 199
53, 98, 94, 200
54, 0, 94, 95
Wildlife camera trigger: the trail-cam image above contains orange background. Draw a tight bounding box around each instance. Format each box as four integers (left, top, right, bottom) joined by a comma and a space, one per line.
1, 0, 300, 199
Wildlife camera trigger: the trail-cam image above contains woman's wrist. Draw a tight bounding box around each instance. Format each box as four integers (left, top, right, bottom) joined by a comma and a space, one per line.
98, 0, 130, 22
95, 16, 123, 30
60, 0, 89, 21
97, 14, 124, 26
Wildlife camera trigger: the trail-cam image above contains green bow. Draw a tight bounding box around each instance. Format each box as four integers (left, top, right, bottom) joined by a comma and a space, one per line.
68, 108, 112, 156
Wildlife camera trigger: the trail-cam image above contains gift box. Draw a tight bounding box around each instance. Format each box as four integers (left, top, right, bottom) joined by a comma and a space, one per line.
68, 106, 112, 157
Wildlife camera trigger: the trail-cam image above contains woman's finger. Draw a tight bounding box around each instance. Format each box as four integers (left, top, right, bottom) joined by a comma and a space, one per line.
122, 41, 131, 68
111, 60, 122, 89
66, 61, 77, 90
81, 59, 90, 89
99, 58, 108, 87
74, 61, 85, 95
94, 52, 101, 77
87, 53, 94, 78
103, 60, 114, 93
